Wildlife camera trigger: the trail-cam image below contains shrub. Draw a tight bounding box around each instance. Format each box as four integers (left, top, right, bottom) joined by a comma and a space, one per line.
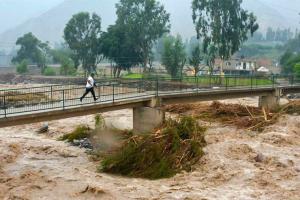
16, 60, 28, 74
43, 67, 56, 76
60, 57, 77, 76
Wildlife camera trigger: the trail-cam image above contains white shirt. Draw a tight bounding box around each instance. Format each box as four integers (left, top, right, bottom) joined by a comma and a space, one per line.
86, 76, 95, 88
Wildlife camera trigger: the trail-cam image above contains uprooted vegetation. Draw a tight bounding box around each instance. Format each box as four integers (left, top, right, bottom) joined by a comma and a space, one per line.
165, 100, 300, 132
99, 116, 207, 180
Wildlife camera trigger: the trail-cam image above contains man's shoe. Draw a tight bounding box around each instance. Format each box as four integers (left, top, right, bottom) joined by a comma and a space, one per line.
80, 98, 83, 102
94, 98, 99, 101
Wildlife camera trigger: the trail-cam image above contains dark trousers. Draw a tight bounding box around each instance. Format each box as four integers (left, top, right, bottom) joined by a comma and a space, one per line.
81, 87, 97, 101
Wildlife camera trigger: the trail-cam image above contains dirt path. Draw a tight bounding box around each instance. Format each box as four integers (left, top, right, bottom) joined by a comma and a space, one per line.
0, 99, 299, 200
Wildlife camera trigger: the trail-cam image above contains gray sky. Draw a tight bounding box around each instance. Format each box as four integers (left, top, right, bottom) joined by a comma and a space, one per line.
0, 0, 299, 46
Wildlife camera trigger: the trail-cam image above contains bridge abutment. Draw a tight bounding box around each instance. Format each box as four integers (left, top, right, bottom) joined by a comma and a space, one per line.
132, 97, 165, 134
133, 107, 165, 134
259, 89, 281, 111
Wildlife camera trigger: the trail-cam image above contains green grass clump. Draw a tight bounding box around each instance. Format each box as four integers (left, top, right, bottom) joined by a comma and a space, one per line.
59, 125, 91, 142
122, 73, 144, 79
100, 116, 206, 180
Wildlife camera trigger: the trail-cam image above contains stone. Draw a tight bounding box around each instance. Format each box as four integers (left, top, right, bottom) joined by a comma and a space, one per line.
254, 153, 265, 163
37, 123, 48, 134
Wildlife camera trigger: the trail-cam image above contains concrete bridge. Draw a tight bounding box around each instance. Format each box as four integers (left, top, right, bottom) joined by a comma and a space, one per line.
0, 76, 299, 132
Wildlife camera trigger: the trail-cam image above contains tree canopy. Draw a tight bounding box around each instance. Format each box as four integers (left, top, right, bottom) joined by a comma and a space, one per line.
101, 24, 142, 77
12, 32, 49, 71
280, 51, 300, 75
294, 63, 300, 78
162, 35, 186, 78
189, 44, 203, 77
64, 12, 102, 74
116, 0, 170, 70
192, 0, 259, 72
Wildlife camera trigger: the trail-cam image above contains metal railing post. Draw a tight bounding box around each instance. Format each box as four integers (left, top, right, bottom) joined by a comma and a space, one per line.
225, 76, 228, 90
156, 78, 159, 97
234, 75, 237, 88
196, 76, 199, 93
62, 90, 65, 110
250, 75, 253, 89
4, 96, 6, 118
272, 75, 275, 88
98, 86, 101, 99
113, 84, 115, 102
50, 86, 53, 102
291, 75, 294, 86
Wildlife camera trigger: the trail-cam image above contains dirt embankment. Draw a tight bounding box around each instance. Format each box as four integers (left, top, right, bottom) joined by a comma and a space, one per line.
0, 99, 299, 200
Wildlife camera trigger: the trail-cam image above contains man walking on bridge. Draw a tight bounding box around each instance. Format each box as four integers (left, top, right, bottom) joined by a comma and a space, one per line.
80, 73, 98, 102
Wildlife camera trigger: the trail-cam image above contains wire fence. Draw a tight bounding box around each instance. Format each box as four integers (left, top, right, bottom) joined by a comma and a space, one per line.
0, 75, 299, 118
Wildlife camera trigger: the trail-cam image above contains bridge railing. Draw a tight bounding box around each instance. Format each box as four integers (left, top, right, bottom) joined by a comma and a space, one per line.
0, 80, 155, 118
0, 75, 299, 118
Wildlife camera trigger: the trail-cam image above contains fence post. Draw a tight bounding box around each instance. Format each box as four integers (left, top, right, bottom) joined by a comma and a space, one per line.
3, 96, 6, 118
156, 78, 159, 97
225, 77, 228, 90
50, 86, 53, 102
113, 84, 115, 102
62, 90, 65, 110
272, 75, 275, 88
98, 86, 101, 99
250, 75, 253, 89
291, 75, 294, 86
196, 76, 199, 93
234, 75, 237, 88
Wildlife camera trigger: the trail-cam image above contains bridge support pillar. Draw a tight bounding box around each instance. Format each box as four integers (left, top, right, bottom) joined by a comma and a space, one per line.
133, 107, 165, 134
259, 89, 281, 111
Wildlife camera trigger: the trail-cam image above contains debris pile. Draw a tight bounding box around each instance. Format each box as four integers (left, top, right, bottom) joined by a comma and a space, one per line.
165, 101, 300, 132
100, 116, 207, 179
59, 125, 93, 149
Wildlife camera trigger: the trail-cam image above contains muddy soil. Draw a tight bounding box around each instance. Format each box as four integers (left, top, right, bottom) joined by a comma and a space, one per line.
0, 98, 299, 200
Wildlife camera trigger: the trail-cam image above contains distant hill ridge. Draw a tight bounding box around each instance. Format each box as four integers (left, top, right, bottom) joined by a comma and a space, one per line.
0, 0, 298, 48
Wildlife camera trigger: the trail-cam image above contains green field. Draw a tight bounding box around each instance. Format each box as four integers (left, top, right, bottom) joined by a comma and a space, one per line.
181, 76, 273, 87
122, 73, 274, 87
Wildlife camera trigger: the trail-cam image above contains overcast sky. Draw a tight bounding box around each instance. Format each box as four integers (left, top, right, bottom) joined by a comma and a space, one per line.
0, 0, 299, 36
0, 0, 64, 32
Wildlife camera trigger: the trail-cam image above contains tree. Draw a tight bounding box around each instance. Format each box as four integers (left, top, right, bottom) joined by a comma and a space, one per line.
50, 48, 76, 76
189, 45, 203, 77
284, 34, 300, 53
116, 0, 170, 71
294, 63, 300, 78
266, 27, 276, 41
12, 32, 49, 72
60, 56, 76, 76
64, 12, 102, 74
280, 51, 300, 75
101, 24, 142, 78
162, 35, 186, 78
192, 0, 259, 73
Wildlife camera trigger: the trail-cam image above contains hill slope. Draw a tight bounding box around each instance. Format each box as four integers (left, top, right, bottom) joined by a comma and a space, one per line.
0, 0, 298, 47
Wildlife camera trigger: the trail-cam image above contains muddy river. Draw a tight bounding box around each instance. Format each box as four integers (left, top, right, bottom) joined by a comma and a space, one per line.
0, 98, 299, 200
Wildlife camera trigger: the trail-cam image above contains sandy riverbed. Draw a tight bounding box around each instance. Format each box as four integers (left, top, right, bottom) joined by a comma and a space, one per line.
0, 98, 299, 200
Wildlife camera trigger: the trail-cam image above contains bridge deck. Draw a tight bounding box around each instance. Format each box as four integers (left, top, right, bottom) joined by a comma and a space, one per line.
0, 77, 299, 128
